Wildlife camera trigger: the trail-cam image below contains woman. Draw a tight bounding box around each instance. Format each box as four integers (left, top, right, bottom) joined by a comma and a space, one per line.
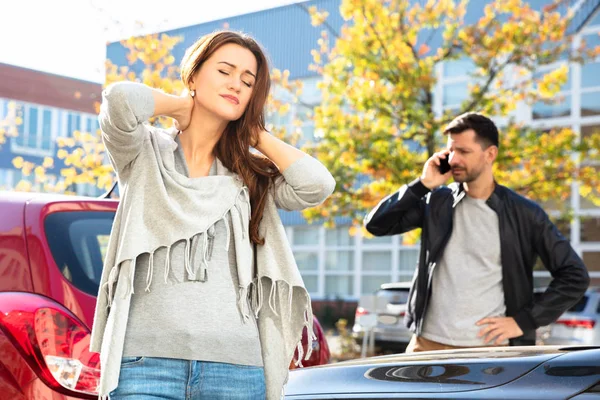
89, 30, 335, 400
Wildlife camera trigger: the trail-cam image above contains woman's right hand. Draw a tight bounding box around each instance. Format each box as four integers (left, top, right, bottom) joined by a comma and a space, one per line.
173, 90, 194, 131
421, 150, 452, 190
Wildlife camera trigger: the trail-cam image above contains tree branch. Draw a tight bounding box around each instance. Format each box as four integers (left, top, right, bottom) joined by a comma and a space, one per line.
360, 6, 402, 84
296, 4, 340, 39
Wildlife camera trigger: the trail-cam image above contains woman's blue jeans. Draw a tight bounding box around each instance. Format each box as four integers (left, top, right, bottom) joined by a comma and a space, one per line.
109, 356, 266, 399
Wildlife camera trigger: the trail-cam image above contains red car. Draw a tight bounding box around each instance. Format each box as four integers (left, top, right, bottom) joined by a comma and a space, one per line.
0, 191, 330, 399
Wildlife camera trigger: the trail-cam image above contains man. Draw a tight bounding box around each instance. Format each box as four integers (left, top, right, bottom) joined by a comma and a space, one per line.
364, 112, 589, 352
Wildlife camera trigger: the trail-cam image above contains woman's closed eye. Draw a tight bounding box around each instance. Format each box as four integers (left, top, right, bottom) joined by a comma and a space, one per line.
219, 70, 252, 88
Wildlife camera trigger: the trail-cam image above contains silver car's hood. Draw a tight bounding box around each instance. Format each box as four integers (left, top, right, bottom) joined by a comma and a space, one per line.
285, 346, 581, 397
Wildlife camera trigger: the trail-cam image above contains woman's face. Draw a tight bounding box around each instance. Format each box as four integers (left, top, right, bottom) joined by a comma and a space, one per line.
190, 43, 258, 122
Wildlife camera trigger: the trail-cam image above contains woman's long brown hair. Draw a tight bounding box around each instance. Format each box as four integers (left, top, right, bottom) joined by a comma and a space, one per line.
180, 31, 281, 245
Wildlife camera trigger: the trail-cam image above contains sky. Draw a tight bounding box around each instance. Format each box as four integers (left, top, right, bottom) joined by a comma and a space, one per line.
1, 0, 306, 83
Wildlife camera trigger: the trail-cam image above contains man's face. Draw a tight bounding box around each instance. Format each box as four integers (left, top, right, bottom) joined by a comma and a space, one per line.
446, 129, 495, 183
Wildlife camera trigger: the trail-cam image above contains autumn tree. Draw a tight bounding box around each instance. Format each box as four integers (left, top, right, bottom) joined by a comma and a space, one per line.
301, 0, 600, 230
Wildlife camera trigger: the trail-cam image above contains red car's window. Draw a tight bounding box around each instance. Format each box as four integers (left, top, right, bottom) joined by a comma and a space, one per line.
44, 211, 115, 296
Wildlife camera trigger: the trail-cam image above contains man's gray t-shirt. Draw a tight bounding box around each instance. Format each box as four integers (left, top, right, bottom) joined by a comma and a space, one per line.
421, 194, 507, 346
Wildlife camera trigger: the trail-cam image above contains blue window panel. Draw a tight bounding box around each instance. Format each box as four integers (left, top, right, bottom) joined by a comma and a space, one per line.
42, 109, 52, 150
590, 10, 600, 26
584, 32, 600, 51
28, 107, 38, 148
16, 105, 26, 146
57, 110, 64, 137
443, 82, 469, 107
444, 59, 476, 78
581, 92, 600, 117
68, 113, 81, 136
532, 96, 571, 119
86, 118, 93, 133
582, 62, 600, 89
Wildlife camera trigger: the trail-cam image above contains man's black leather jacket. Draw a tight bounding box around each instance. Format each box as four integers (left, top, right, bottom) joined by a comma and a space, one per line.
364, 178, 590, 345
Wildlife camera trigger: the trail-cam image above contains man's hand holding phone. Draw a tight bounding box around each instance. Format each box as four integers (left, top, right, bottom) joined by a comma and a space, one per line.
421, 150, 452, 190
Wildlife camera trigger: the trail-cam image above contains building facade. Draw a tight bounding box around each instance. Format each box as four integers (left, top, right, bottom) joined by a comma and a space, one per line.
0, 63, 103, 196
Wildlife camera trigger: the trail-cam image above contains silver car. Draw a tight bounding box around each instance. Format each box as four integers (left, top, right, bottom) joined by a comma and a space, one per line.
352, 282, 413, 352
541, 287, 600, 346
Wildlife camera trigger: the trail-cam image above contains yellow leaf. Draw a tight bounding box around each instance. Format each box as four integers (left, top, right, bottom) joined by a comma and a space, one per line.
43, 157, 54, 168
34, 166, 46, 180
61, 168, 76, 178
15, 180, 33, 192
12, 156, 24, 168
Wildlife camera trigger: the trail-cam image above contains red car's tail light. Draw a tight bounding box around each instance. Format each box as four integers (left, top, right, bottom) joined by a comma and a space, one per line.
0, 293, 100, 398
556, 318, 596, 329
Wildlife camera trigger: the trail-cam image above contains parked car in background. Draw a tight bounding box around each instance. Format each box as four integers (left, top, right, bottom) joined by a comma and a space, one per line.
541, 287, 599, 346
285, 346, 600, 399
0, 191, 329, 399
352, 282, 412, 352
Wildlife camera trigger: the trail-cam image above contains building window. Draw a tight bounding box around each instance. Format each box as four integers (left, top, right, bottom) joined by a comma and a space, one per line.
361, 250, 392, 295
398, 248, 419, 281
293, 226, 319, 245
581, 217, 600, 242
442, 81, 469, 110
294, 251, 318, 271
12, 103, 54, 153
589, 10, 600, 26
362, 251, 391, 272
325, 250, 354, 272
86, 116, 99, 134
580, 124, 600, 210
582, 251, 600, 273
325, 227, 352, 246
27, 107, 39, 147
302, 275, 319, 294
581, 92, 600, 117
67, 112, 81, 136
0, 169, 14, 189
324, 226, 354, 298
443, 58, 475, 78
325, 275, 353, 297
42, 109, 52, 150
581, 60, 600, 117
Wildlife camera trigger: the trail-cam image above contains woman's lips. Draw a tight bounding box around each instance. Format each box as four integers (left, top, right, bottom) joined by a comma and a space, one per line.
220, 95, 239, 105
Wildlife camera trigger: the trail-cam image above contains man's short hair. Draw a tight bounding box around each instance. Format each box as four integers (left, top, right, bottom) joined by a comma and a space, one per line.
443, 112, 499, 148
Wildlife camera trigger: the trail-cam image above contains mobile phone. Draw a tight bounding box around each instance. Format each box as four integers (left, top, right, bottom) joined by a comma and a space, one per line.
438, 156, 451, 174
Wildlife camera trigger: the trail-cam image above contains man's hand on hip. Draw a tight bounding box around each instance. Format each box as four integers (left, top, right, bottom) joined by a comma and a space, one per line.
476, 316, 524, 345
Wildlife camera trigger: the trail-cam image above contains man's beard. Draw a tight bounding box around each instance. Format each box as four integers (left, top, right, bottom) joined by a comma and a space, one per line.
452, 167, 480, 183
